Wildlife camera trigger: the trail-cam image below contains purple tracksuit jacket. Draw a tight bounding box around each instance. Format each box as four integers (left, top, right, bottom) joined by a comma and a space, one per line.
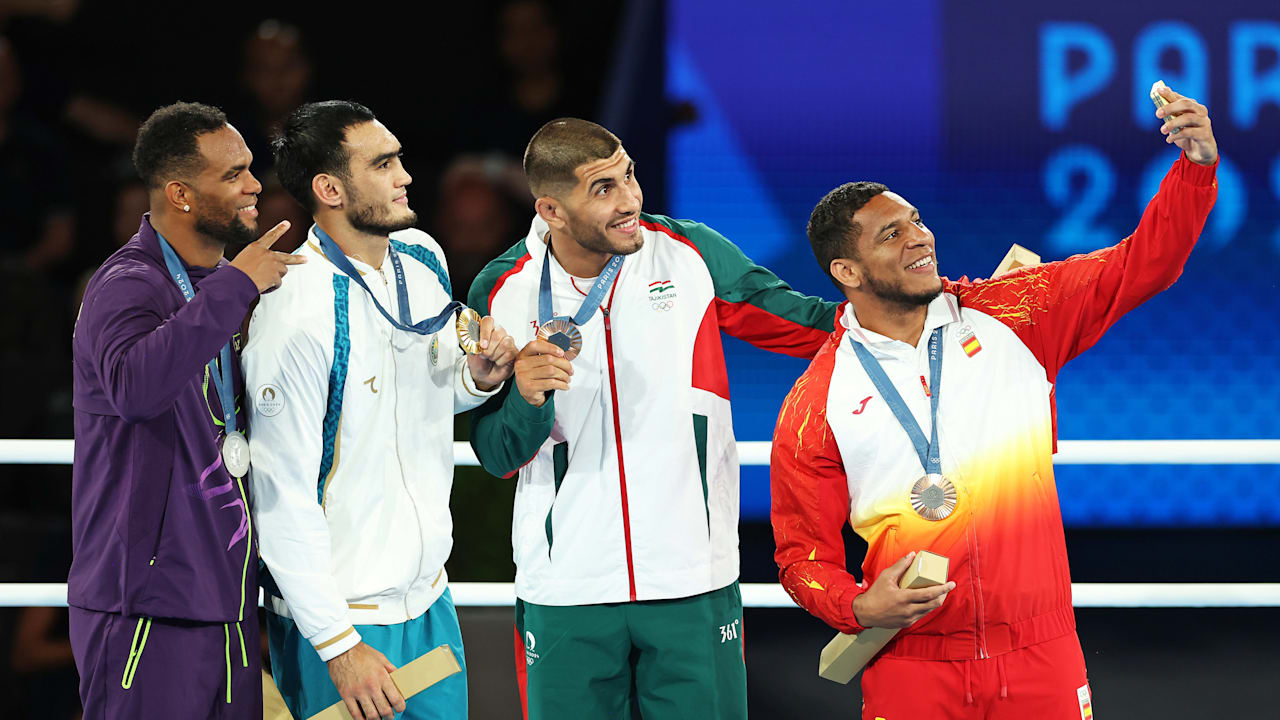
69, 214, 259, 623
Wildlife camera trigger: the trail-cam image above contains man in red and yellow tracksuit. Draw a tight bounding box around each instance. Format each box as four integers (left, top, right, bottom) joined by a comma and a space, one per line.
770, 86, 1218, 718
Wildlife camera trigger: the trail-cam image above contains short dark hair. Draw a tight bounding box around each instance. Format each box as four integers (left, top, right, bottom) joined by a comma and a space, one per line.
272, 100, 377, 213
524, 118, 621, 197
807, 181, 889, 285
132, 102, 228, 189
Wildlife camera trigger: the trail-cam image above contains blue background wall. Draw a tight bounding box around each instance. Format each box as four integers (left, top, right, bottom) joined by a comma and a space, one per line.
665, 0, 1280, 526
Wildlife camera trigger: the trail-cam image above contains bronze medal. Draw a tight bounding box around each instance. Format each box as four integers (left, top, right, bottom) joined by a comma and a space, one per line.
536, 318, 583, 360
910, 474, 957, 521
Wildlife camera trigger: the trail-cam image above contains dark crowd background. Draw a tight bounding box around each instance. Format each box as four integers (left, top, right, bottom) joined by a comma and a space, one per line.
0, 1, 634, 717
0, 1, 1276, 718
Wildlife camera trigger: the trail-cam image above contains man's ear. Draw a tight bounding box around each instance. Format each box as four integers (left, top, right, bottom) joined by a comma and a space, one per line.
830, 258, 862, 290
163, 181, 192, 213
535, 196, 566, 231
312, 174, 345, 210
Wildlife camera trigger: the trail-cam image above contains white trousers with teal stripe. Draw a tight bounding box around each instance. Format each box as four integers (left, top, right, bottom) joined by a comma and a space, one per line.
267, 588, 467, 720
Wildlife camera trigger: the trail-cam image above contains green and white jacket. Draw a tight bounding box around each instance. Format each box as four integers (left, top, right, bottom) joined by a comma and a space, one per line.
470, 213, 839, 606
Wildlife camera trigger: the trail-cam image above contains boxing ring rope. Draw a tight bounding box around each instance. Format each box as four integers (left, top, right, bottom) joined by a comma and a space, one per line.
3, 439, 1278, 609
3, 438, 1280, 467
3, 582, 1279, 609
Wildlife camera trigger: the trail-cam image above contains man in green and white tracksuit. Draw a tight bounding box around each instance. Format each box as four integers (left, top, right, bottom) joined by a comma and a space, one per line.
469, 118, 839, 719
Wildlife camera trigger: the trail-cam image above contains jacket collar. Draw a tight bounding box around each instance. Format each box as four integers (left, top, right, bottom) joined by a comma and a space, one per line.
841, 292, 960, 353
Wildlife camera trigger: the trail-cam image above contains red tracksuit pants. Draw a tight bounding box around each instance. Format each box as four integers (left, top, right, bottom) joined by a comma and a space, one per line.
861, 632, 1092, 719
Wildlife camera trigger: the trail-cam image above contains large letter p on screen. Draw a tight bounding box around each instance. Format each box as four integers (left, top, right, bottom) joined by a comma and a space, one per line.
1041, 23, 1115, 132
1231, 21, 1280, 129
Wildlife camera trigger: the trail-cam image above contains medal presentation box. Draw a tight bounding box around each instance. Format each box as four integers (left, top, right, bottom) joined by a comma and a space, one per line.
817, 551, 949, 684
992, 244, 1041, 278
304, 645, 463, 720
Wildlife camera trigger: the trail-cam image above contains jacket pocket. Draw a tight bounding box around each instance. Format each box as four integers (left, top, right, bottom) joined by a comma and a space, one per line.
693, 413, 710, 538
544, 442, 569, 560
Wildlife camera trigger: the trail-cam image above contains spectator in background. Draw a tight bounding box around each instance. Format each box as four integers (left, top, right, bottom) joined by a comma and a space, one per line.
455, 0, 592, 159
0, 36, 75, 272
0, 34, 74, 483
253, 182, 310, 255
72, 179, 148, 311
9, 531, 80, 720
233, 19, 312, 180
433, 156, 526, 298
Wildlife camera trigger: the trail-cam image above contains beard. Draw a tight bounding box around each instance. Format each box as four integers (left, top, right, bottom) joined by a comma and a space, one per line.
194, 206, 257, 247
566, 211, 643, 257
862, 271, 943, 310
347, 186, 417, 236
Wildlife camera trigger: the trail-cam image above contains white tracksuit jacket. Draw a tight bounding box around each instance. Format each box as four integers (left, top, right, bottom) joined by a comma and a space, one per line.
469, 213, 839, 606
244, 225, 498, 661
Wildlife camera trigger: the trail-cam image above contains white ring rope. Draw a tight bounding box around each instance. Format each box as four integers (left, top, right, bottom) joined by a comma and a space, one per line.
1, 439, 1278, 466
3, 582, 1278, 609
3, 439, 1276, 610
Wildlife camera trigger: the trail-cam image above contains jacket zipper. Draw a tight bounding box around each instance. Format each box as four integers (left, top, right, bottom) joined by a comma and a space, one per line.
965, 515, 989, 658
602, 309, 638, 602
380, 266, 426, 618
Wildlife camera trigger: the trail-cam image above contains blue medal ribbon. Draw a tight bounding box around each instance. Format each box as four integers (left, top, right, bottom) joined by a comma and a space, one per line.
537, 239, 625, 327
156, 233, 238, 435
314, 225, 462, 335
849, 327, 945, 475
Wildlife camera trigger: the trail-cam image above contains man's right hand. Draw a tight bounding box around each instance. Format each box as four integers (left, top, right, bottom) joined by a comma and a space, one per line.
851, 551, 956, 629
229, 220, 306, 293
514, 338, 574, 408
326, 642, 406, 720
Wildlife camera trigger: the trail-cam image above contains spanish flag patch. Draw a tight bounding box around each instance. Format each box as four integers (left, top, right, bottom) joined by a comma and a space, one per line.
958, 326, 982, 357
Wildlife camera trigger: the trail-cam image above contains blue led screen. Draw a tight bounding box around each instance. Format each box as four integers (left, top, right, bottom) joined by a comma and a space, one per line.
666, 0, 1280, 526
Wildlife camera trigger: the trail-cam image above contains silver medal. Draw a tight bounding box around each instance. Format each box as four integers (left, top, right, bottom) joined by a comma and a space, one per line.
222, 431, 251, 478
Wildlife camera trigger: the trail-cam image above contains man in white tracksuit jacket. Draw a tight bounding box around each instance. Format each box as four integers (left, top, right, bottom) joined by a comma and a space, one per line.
469, 118, 840, 719
244, 101, 517, 720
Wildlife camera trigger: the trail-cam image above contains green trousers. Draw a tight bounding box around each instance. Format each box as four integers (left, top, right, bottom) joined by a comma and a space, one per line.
515, 582, 747, 719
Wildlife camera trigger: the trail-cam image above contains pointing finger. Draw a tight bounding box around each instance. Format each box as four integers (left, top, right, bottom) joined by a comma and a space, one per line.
255, 220, 291, 248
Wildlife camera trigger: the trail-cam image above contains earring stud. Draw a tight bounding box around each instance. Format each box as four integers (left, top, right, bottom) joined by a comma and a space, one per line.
183, 204, 190, 212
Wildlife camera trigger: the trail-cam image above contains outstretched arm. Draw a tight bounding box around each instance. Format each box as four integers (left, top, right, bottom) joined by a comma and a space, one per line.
947, 85, 1218, 380
642, 215, 841, 358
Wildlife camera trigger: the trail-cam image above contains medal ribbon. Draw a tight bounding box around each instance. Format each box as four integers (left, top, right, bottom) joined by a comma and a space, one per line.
157, 233, 238, 435
537, 240, 625, 327
849, 327, 945, 475
315, 225, 462, 335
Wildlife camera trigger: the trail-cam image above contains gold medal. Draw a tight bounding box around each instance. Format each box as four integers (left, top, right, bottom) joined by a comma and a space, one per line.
536, 318, 582, 360
456, 307, 482, 354
910, 474, 957, 521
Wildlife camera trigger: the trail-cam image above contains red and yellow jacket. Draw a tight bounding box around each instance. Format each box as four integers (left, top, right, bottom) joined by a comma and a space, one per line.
770, 154, 1217, 661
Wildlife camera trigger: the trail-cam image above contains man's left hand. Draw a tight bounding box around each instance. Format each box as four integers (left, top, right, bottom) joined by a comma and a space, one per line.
1155, 85, 1218, 166
467, 315, 518, 391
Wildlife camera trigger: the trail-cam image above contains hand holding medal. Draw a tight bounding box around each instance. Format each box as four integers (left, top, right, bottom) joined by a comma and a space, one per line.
457, 308, 518, 391
512, 338, 575, 408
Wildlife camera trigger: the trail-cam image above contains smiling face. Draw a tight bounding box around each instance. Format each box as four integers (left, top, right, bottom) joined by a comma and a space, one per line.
844, 191, 942, 308
339, 120, 416, 236
188, 125, 262, 246
554, 148, 644, 256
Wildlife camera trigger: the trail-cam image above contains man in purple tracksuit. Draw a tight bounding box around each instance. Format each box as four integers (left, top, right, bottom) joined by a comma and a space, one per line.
69, 102, 304, 719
